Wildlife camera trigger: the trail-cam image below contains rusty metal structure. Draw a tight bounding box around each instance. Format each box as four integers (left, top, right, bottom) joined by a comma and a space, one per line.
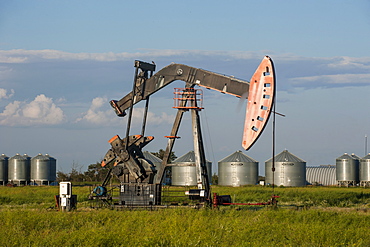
89, 56, 276, 207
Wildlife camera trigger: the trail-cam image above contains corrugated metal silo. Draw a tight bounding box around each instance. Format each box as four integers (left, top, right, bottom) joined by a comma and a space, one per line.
8, 153, 30, 185
265, 150, 306, 187
218, 150, 258, 186
336, 153, 359, 187
143, 151, 163, 170
306, 165, 336, 186
171, 151, 212, 186
0, 154, 8, 185
31, 153, 50, 185
46, 154, 57, 182
143, 151, 165, 183
360, 153, 370, 187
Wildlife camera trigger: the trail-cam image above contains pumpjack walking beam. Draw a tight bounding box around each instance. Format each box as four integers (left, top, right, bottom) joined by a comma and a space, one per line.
98, 57, 275, 205
111, 56, 275, 151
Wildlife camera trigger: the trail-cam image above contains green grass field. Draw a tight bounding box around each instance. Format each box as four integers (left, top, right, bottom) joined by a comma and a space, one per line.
0, 185, 369, 246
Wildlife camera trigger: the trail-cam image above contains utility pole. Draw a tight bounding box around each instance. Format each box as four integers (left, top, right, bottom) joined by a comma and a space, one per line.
365, 134, 368, 156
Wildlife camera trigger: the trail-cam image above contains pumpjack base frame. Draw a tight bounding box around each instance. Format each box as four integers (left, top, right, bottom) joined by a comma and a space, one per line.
89, 184, 210, 209
118, 183, 158, 206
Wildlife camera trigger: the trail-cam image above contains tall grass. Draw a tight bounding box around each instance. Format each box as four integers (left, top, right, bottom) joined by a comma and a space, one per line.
0, 185, 370, 246
1, 185, 370, 208
0, 185, 91, 208
0, 207, 369, 246
213, 185, 370, 207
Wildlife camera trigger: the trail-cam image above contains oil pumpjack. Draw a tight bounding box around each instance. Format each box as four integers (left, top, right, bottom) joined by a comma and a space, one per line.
89, 56, 275, 207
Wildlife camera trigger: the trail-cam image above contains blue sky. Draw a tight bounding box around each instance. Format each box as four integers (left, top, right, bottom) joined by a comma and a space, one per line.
1, 0, 370, 175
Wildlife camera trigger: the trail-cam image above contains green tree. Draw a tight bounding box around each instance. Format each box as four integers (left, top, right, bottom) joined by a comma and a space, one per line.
69, 161, 84, 182
84, 162, 110, 182
56, 171, 69, 181
151, 149, 177, 163
212, 173, 218, 185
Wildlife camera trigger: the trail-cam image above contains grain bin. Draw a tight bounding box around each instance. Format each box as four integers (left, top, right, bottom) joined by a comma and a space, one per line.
218, 150, 258, 186
336, 153, 359, 187
351, 153, 361, 160
360, 153, 370, 187
8, 153, 30, 185
265, 150, 306, 187
0, 154, 8, 185
46, 154, 57, 182
143, 151, 168, 184
306, 165, 336, 186
143, 151, 163, 171
31, 153, 50, 185
171, 151, 212, 186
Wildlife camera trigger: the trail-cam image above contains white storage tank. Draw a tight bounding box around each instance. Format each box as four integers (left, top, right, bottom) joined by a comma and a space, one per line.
8, 153, 30, 186
265, 150, 306, 187
171, 151, 212, 186
0, 154, 8, 185
218, 151, 258, 186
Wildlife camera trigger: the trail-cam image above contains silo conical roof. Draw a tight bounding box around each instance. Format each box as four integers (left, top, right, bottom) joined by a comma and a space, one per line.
173, 151, 211, 163
351, 153, 361, 160
360, 153, 370, 161
265, 150, 306, 163
143, 151, 163, 163
219, 150, 258, 163
32, 153, 49, 161
0, 154, 8, 160
173, 151, 196, 163
11, 153, 26, 160
336, 153, 355, 160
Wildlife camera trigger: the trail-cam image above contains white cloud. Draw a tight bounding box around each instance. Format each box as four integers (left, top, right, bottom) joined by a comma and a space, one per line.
0, 94, 65, 126
0, 66, 14, 79
291, 73, 370, 86
2, 48, 370, 97
75, 97, 116, 125
327, 57, 370, 70
0, 88, 14, 100
76, 97, 175, 126
0, 49, 267, 63
0, 52, 28, 63
1, 49, 370, 67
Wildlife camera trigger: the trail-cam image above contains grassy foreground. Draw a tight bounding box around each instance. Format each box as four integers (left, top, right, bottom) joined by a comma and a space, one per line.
0, 185, 369, 246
